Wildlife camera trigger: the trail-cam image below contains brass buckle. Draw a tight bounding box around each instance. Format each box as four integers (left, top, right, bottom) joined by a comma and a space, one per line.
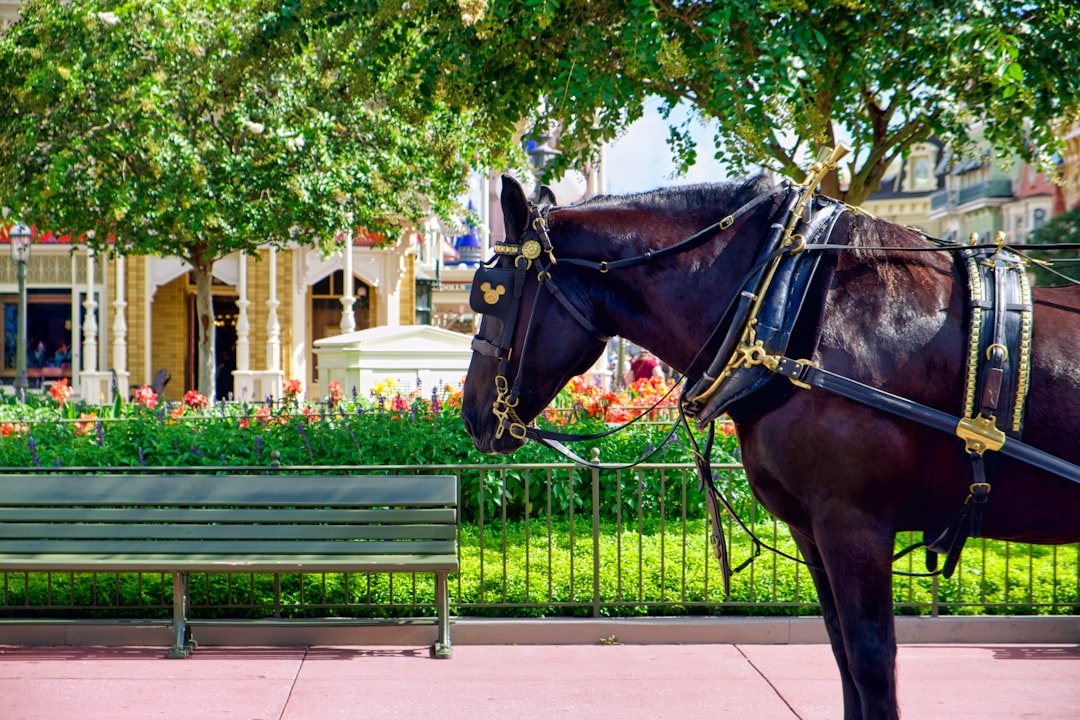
956, 415, 1006, 455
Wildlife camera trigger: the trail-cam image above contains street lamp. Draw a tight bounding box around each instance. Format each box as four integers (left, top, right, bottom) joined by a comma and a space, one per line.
9, 222, 31, 396
526, 132, 561, 175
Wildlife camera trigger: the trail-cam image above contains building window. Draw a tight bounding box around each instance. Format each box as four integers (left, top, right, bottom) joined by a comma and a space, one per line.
1, 291, 73, 384
415, 281, 434, 325
1032, 208, 1047, 230
311, 270, 369, 381
913, 158, 931, 189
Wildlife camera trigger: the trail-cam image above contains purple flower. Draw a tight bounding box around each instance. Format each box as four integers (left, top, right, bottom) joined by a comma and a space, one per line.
297, 420, 313, 460
27, 434, 39, 466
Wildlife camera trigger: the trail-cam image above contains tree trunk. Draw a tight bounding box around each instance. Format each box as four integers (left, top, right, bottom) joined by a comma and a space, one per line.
192, 264, 217, 401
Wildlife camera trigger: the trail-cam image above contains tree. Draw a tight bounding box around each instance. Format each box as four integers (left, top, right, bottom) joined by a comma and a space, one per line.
1027, 204, 1080, 286
0, 0, 501, 398
296, 0, 1080, 205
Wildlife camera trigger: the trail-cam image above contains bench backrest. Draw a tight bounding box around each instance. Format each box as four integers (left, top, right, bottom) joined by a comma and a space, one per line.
0, 474, 459, 571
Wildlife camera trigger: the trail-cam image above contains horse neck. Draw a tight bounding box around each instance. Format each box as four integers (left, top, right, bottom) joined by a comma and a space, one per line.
559, 205, 762, 376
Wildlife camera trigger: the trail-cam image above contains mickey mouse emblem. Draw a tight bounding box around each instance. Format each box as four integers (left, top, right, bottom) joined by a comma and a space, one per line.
481, 282, 506, 305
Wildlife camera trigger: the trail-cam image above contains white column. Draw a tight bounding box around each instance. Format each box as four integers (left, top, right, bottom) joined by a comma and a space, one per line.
82, 250, 98, 373
266, 247, 281, 371
480, 173, 492, 258
80, 249, 111, 403
250, 245, 285, 401
339, 231, 356, 334
377, 247, 403, 326
231, 253, 255, 401
235, 254, 251, 372
110, 255, 130, 399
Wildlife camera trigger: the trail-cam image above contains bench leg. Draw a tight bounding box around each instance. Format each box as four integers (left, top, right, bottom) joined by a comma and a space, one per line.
167, 572, 196, 659
433, 571, 452, 659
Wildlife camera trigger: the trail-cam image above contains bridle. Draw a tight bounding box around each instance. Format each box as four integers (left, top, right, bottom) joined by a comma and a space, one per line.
468, 183, 786, 443
468, 205, 606, 441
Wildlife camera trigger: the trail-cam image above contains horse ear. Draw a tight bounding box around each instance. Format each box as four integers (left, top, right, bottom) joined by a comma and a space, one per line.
536, 185, 557, 206
500, 174, 530, 243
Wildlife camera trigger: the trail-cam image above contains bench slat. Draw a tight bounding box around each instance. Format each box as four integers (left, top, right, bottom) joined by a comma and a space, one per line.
0, 507, 457, 525
0, 523, 457, 541
0, 553, 460, 574
0, 475, 457, 507
0, 538, 457, 555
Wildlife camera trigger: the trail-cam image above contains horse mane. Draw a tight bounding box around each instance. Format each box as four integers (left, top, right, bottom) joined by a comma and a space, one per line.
577, 173, 776, 220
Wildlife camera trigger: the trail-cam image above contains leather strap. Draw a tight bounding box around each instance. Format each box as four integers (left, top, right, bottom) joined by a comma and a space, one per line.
771, 356, 1080, 485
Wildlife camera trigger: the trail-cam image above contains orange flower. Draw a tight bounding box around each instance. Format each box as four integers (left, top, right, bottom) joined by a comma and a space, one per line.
326, 380, 343, 406
74, 412, 97, 436
1, 422, 27, 437
282, 378, 303, 397
48, 378, 73, 405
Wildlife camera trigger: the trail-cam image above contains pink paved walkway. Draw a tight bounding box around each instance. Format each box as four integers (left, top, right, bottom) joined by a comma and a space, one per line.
1, 643, 1078, 719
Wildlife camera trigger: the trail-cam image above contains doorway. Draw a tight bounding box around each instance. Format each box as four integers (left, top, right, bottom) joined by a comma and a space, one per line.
186, 295, 238, 399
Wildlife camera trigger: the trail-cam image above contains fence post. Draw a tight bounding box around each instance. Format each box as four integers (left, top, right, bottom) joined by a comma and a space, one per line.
931, 574, 940, 617
592, 448, 601, 618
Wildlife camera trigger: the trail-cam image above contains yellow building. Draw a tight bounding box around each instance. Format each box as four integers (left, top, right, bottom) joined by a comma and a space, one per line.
861, 141, 944, 237
1063, 121, 1080, 210
0, 230, 429, 403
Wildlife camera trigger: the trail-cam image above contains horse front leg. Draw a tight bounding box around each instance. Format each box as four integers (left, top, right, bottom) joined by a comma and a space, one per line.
812, 514, 900, 720
790, 528, 863, 720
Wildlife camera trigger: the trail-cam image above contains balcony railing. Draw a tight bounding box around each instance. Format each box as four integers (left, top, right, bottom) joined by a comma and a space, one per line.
930, 181, 1014, 211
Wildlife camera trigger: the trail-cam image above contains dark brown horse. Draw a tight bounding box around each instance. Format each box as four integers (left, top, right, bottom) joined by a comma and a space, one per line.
461, 173, 1080, 720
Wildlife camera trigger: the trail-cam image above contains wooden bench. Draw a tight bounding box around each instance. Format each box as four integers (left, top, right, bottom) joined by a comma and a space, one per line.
0, 473, 459, 658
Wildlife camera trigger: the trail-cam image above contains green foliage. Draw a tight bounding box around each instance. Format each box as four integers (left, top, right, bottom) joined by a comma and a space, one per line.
0, 0, 506, 396
0, 387, 706, 478
5, 522, 1075, 619
305, 0, 1080, 204
1, 386, 1073, 619
1025, 204, 1080, 286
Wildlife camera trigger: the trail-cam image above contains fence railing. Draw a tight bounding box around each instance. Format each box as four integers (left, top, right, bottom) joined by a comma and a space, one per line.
1, 462, 1077, 621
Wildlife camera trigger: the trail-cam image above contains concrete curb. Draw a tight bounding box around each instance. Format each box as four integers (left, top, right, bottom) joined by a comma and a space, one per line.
2, 615, 1078, 648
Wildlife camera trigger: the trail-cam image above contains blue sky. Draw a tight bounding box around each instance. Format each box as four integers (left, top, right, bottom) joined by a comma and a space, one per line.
602, 97, 731, 195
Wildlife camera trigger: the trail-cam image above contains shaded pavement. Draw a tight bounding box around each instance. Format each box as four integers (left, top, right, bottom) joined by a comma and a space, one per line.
2, 642, 1079, 719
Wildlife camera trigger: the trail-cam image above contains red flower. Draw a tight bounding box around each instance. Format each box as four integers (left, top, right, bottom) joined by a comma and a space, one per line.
133, 384, 157, 409
183, 390, 208, 409
327, 380, 343, 406
282, 378, 303, 397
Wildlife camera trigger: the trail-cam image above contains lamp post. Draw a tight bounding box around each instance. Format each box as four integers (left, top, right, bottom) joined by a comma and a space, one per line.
10, 222, 31, 396
526, 132, 560, 176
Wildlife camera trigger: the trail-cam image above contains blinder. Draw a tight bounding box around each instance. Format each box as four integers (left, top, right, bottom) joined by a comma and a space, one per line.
469, 266, 517, 322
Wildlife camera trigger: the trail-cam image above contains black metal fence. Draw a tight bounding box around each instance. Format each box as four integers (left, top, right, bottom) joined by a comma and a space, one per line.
1, 462, 1077, 621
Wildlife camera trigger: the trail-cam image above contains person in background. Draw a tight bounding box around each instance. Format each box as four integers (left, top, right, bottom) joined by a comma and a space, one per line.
625, 350, 665, 384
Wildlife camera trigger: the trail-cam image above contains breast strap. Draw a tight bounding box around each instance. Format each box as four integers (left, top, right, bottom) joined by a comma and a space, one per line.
683, 196, 847, 424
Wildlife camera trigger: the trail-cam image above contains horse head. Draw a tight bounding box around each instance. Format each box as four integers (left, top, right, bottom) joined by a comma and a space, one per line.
461, 175, 610, 453
462, 173, 784, 454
